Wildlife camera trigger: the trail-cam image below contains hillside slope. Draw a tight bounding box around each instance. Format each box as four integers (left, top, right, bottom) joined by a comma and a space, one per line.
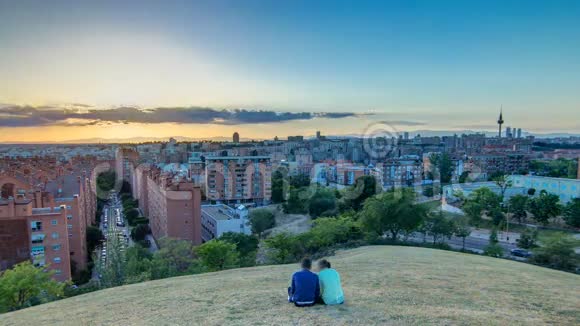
2, 246, 579, 325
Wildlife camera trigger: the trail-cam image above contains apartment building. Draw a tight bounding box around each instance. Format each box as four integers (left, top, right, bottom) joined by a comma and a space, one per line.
135, 166, 202, 245
115, 147, 139, 182
382, 156, 423, 188
0, 160, 97, 277
205, 155, 272, 205
0, 199, 71, 282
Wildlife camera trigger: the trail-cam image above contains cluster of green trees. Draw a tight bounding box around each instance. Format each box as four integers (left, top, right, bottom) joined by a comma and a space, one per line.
120, 193, 149, 228
529, 158, 578, 179
248, 209, 276, 237
272, 169, 381, 219
461, 185, 577, 228
265, 188, 475, 264
95, 234, 260, 287
429, 153, 454, 184
0, 262, 67, 312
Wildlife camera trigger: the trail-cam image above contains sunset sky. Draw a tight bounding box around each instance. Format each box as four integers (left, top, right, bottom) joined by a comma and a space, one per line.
1, 0, 579, 142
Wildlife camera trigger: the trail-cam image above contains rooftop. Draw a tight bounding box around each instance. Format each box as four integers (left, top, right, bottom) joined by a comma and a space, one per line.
201, 205, 237, 221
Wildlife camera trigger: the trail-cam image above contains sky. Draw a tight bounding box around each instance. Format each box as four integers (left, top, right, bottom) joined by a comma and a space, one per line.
0, 0, 579, 142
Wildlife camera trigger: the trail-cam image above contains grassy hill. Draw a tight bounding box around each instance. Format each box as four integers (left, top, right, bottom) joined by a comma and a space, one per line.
2, 246, 579, 325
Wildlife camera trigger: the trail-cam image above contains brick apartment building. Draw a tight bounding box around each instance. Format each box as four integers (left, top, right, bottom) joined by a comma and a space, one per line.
0, 198, 72, 282
205, 155, 272, 205
0, 158, 97, 280
133, 164, 202, 244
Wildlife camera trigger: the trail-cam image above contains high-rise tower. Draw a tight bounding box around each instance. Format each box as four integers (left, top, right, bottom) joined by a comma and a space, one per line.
497, 108, 504, 138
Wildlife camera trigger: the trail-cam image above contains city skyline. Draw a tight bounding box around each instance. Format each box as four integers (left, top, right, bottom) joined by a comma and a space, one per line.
1, 0, 580, 142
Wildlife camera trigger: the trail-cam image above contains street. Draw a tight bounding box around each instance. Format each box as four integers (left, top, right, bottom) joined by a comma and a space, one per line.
407, 232, 519, 256
93, 192, 132, 279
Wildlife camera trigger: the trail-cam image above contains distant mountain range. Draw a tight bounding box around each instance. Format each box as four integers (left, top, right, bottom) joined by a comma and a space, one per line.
2, 130, 579, 144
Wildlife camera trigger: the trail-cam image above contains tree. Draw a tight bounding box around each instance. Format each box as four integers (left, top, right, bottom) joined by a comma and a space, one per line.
532, 234, 578, 271
430, 153, 454, 184
150, 238, 199, 279
271, 169, 287, 203
283, 187, 308, 214
462, 187, 502, 226
308, 188, 337, 218
196, 240, 239, 271
527, 188, 536, 196
289, 174, 310, 188
0, 262, 66, 312
516, 228, 539, 249
264, 232, 304, 264
219, 232, 259, 267
359, 189, 427, 240
96, 171, 116, 198
422, 185, 434, 198
563, 198, 580, 228
120, 180, 132, 194
304, 215, 363, 252
249, 209, 275, 237
493, 174, 513, 201
508, 194, 529, 223
426, 212, 455, 245
131, 224, 150, 242
124, 246, 153, 284
458, 171, 470, 183
125, 208, 139, 221
454, 217, 472, 250
86, 226, 104, 255
529, 191, 562, 225
462, 200, 483, 227
483, 228, 503, 257
95, 227, 127, 288
344, 175, 379, 211
489, 228, 499, 244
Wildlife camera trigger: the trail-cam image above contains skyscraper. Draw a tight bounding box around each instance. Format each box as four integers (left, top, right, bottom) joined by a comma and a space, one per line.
233, 132, 240, 143
517, 128, 522, 138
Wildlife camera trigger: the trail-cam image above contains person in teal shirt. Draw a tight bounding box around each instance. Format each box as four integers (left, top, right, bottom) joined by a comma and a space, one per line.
317, 259, 344, 305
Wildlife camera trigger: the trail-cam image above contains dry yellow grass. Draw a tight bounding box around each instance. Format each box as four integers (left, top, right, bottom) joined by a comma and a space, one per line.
1, 246, 579, 325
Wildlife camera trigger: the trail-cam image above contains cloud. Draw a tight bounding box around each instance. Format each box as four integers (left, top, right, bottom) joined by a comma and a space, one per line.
0, 105, 364, 127
379, 120, 426, 126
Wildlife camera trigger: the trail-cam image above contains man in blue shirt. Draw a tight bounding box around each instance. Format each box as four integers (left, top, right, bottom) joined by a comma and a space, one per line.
287, 258, 320, 307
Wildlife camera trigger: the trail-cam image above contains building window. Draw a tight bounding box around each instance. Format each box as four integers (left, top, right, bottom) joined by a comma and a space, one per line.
31, 234, 45, 244
67, 215, 72, 220
52, 244, 61, 251
53, 257, 61, 263
67, 224, 73, 229
51, 232, 59, 239
55, 269, 62, 275
31, 221, 42, 232
51, 219, 58, 226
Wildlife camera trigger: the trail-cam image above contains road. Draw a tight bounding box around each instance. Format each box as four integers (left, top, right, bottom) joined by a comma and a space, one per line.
408, 233, 517, 253
92, 192, 132, 280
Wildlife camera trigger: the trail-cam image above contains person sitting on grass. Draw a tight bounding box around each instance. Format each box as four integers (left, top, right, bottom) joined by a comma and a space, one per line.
287, 258, 320, 307
317, 259, 344, 305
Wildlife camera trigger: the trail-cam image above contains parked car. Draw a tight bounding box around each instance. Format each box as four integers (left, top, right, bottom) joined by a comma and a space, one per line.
510, 248, 532, 258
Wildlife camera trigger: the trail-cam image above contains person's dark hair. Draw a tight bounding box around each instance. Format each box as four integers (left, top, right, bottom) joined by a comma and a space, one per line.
318, 259, 331, 269
301, 257, 312, 269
